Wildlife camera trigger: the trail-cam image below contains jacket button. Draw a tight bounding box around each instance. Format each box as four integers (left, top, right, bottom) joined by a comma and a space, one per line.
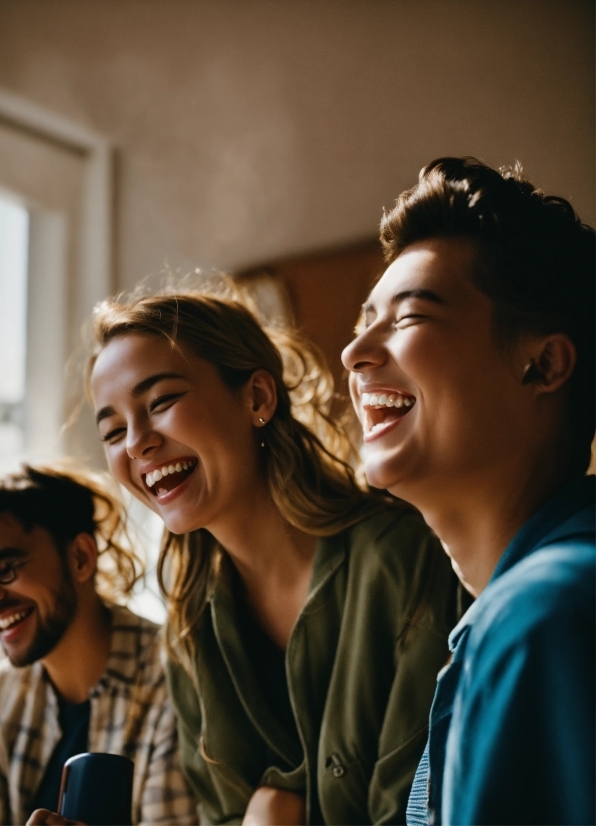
332, 764, 345, 778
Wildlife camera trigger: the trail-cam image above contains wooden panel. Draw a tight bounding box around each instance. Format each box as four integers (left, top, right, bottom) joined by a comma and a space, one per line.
237, 239, 385, 394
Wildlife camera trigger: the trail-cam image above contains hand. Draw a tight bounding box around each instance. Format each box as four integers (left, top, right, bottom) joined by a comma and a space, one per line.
242, 786, 306, 826
26, 810, 85, 825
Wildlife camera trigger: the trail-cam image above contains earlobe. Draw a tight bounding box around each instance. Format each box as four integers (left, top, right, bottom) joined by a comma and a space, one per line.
521, 334, 576, 394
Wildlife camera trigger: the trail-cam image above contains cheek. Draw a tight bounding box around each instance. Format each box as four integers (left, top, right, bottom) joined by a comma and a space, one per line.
105, 446, 131, 488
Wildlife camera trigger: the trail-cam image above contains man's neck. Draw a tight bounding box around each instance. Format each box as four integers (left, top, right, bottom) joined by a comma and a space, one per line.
42, 591, 112, 703
400, 456, 575, 598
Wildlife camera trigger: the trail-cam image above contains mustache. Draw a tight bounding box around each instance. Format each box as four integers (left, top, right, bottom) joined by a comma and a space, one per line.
0, 599, 32, 613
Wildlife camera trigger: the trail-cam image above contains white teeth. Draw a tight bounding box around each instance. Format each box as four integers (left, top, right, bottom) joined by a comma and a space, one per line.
361, 392, 415, 410
0, 610, 28, 630
145, 461, 195, 489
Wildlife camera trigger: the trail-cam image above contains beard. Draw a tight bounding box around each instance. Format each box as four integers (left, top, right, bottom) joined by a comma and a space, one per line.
2, 574, 78, 668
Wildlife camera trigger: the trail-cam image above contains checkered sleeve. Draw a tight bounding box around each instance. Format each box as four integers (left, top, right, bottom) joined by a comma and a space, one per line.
137, 693, 200, 825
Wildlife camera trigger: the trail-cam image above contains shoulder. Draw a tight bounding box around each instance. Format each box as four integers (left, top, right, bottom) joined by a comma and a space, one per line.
345, 503, 450, 586
108, 604, 166, 685
469, 540, 595, 666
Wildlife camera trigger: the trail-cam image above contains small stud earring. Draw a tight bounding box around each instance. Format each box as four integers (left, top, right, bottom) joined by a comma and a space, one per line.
522, 360, 546, 385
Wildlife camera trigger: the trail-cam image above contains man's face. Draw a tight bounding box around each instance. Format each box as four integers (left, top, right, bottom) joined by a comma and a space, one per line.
342, 237, 530, 500
0, 513, 77, 667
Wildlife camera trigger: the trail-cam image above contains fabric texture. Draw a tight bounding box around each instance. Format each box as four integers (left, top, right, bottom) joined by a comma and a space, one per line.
407, 475, 596, 826
0, 604, 199, 825
168, 507, 459, 825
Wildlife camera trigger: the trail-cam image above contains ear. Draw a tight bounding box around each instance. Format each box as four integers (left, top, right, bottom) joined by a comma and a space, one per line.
521, 333, 576, 395
245, 369, 278, 427
67, 532, 98, 585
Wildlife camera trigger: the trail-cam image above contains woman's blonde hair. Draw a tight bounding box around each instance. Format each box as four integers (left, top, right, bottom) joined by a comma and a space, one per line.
0, 461, 144, 602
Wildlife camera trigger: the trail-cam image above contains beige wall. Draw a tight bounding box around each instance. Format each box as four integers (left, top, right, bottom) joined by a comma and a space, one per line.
0, 0, 593, 296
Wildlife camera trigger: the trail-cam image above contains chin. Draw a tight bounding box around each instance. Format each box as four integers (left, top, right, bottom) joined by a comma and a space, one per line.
160, 510, 202, 536
364, 455, 404, 494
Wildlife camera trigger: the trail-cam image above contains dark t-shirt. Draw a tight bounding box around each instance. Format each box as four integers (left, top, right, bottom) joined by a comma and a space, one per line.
31, 696, 91, 813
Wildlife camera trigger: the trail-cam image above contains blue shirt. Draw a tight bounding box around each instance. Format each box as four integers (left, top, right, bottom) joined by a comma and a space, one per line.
407, 475, 595, 825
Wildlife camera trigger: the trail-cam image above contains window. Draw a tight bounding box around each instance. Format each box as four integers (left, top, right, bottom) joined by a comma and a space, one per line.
0, 196, 28, 470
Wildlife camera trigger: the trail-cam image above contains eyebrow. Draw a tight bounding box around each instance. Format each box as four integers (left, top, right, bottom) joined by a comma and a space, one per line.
363, 288, 445, 314
95, 372, 186, 425
0, 547, 27, 562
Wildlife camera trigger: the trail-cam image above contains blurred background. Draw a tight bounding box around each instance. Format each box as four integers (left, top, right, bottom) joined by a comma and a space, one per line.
0, 0, 593, 615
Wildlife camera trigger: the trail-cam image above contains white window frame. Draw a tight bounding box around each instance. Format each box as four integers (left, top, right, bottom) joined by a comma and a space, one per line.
0, 87, 113, 460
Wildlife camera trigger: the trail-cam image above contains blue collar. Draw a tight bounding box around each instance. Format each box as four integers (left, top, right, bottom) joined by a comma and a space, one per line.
449, 475, 595, 651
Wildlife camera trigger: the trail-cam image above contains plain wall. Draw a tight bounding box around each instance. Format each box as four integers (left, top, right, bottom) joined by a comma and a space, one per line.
0, 0, 593, 297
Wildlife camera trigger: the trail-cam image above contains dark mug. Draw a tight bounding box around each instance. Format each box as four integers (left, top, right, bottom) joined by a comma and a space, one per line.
58, 752, 134, 825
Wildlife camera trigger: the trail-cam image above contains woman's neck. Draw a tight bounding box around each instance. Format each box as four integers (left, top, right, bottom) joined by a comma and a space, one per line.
209, 492, 317, 649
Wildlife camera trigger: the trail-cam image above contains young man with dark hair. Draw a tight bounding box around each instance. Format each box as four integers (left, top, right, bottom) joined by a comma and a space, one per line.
0, 464, 198, 824
343, 157, 595, 825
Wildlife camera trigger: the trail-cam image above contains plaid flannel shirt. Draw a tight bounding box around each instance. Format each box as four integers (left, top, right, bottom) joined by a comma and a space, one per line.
0, 604, 199, 825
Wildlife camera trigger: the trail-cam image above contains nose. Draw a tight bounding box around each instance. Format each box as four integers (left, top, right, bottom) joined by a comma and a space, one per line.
341, 327, 386, 374
125, 421, 162, 460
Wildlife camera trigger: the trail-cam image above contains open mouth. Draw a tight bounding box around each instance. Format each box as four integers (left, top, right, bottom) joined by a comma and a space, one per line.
0, 605, 34, 634
362, 391, 416, 435
143, 459, 198, 497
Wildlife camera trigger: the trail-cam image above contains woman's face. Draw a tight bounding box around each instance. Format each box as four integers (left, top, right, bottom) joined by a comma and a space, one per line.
342, 237, 531, 500
91, 333, 264, 535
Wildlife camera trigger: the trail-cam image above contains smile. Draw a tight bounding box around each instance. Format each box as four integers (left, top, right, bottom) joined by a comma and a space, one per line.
361, 391, 416, 438
143, 459, 197, 496
0, 606, 34, 632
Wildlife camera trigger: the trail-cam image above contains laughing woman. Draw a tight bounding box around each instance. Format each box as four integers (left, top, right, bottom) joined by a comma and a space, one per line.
85, 278, 458, 825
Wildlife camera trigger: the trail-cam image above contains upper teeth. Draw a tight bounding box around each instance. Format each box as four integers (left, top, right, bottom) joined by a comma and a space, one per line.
145, 461, 193, 488
361, 392, 414, 409
0, 610, 28, 630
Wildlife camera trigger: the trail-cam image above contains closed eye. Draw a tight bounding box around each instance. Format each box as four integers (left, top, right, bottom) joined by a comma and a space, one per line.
101, 426, 126, 444
396, 313, 428, 327
150, 392, 185, 413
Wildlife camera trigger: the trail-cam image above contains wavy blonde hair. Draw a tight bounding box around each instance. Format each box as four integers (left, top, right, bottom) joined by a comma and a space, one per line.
0, 461, 144, 603
86, 275, 392, 663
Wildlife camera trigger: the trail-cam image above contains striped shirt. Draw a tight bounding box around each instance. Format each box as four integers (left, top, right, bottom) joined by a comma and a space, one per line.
0, 604, 199, 825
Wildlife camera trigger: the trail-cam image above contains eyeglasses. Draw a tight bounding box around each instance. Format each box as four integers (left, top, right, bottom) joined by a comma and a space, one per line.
0, 561, 26, 586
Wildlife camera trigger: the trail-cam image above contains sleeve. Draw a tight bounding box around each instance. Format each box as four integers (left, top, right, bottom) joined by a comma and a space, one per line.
366, 517, 457, 825
137, 690, 201, 825
442, 580, 596, 825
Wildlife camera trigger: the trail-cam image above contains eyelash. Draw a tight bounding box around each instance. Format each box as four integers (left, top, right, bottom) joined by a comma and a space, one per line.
395, 313, 427, 326
149, 393, 183, 412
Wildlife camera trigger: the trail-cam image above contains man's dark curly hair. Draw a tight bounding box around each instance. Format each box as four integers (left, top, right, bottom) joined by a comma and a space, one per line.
380, 156, 595, 474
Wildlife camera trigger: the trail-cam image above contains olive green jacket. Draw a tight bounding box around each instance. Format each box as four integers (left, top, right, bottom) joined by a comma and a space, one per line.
167, 508, 457, 825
